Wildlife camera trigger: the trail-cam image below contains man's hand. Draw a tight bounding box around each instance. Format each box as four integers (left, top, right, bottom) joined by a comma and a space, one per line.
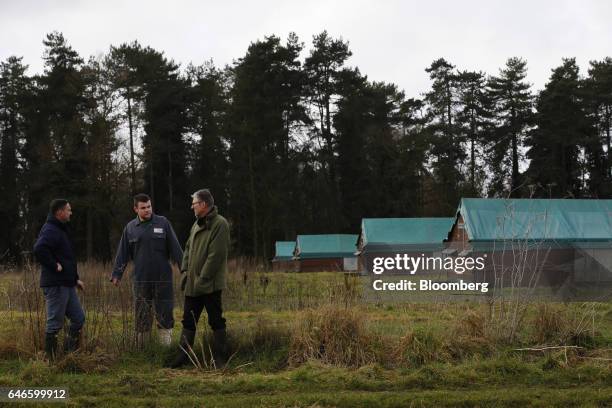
76, 280, 85, 291
180, 273, 187, 292
111, 277, 120, 287
56, 262, 63, 272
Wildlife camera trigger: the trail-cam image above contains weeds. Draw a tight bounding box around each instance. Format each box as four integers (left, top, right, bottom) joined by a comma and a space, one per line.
0, 261, 609, 373
288, 305, 376, 367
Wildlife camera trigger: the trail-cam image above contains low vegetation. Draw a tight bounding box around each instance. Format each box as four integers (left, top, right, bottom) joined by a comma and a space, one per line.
0, 263, 610, 407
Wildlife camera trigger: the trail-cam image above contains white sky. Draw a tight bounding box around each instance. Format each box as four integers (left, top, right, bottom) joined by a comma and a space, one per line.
1, 0, 611, 97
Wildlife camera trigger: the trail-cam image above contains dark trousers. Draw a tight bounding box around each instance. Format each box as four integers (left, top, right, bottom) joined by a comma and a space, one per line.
42, 286, 85, 335
133, 280, 174, 332
182, 290, 226, 332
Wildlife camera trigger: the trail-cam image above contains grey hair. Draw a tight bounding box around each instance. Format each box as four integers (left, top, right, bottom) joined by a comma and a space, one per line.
192, 189, 214, 208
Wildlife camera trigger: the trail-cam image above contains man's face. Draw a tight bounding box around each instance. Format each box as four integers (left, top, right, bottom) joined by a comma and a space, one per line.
134, 200, 153, 220
56, 203, 72, 223
191, 198, 208, 218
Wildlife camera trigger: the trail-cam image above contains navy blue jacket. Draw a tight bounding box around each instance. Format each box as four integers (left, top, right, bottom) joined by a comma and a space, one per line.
33, 215, 79, 287
112, 214, 183, 283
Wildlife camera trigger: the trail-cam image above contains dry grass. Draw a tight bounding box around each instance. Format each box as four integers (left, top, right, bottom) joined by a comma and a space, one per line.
533, 303, 565, 344
288, 305, 376, 367
54, 349, 116, 373
531, 302, 598, 347
392, 329, 450, 367
0, 261, 609, 372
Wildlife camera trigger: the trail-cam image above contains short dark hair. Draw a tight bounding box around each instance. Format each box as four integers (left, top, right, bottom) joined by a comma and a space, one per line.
49, 199, 69, 215
192, 189, 214, 207
133, 193, 151, 207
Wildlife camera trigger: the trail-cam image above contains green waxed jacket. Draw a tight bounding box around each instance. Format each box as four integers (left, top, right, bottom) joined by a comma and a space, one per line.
181, 206, 230, 296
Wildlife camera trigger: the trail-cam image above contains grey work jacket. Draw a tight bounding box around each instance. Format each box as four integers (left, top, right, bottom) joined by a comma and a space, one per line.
111, 214, 183, 283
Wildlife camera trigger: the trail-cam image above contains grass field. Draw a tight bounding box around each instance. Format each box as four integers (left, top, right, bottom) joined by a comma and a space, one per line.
0, 263, 610, 407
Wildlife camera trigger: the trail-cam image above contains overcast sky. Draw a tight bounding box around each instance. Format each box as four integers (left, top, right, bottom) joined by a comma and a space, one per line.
1, 0, 611, 97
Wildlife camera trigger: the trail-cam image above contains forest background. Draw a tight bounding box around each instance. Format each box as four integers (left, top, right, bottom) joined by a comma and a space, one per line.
1, 31, 611, 263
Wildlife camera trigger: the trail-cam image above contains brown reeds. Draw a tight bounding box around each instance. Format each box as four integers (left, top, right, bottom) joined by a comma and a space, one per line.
0, 258, 607, 371
288, 305, 376, 367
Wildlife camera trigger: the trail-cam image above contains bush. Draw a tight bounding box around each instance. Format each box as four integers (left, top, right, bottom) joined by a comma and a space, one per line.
288, 305, 375, 367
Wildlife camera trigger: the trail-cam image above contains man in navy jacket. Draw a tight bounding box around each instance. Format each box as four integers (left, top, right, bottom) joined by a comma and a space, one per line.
33, 199, 85, 360
111, 194, 183, 347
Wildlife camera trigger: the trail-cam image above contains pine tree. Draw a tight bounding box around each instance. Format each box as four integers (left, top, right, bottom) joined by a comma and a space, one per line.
80, 55, 124, 260
455, 70, 492, 195
0, 56, 30, 262
396, 98, 429, 216
25, 32, 90, 255
424, 58, 464, 214
584, 58, 612, 197
303, 31, 352, 230
138, 49, 191, 235
185, 62, 230, 212
227, 34, 307, 258
107, 42, 148, 196
334, 68, 373, 228
526, 58, 592, 198
487, 57, 533, 197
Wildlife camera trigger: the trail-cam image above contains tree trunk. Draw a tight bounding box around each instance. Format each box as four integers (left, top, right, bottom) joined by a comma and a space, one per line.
86, 206, 93, 260
127, 87, 136, 196
149, 144, 155, 203
167, 148, 173, 211
470, 112, 476, 191
606, 106, 611, 180
510, 107, 519, 197
511, 133, 519, 195
247, 143, 258, 258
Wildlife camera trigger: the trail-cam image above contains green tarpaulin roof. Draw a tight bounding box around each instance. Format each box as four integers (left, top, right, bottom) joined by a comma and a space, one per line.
295, 234, 358, 259
273, 241, 295, 261
360, 218, 455, 251
457, 198, 612, 242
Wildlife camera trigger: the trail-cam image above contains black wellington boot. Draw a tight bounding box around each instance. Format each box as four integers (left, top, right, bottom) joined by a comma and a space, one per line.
212, 329, 229, 368
45, 332, 58, 361
64, 329, 81, 353
165, 329, 196, 368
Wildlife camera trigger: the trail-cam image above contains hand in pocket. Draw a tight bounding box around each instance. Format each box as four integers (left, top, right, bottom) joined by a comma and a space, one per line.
180, 273, 187, 291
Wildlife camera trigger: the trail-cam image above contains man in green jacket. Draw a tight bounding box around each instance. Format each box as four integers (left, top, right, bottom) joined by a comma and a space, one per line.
168, 189, 230, 368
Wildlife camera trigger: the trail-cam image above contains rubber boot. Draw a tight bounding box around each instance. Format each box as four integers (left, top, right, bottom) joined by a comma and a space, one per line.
165, 329, 196, 368
64, 329, 81, 353
212, 329, 229, 368
45, 332, 58, 361
158, 328, 173, 347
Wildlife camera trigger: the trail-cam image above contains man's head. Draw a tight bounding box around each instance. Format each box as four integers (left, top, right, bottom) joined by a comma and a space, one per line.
50, 199, 72, 223
133, 193, 153, 221
191, 189, 214, 218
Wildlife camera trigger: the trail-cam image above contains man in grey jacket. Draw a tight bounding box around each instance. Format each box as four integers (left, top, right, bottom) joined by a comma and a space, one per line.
111, 194, 183, 347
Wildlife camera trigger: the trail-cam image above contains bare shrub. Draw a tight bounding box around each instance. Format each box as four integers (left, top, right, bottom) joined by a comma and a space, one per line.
485, 200, 553, 342
531, 302, 598, 347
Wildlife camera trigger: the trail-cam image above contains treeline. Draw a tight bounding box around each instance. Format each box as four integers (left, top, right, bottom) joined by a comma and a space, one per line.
1, 31, 611, 263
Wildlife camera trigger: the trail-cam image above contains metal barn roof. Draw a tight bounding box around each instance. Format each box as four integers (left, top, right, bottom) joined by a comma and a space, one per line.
272, 241, 295, 261
359, 218, 455, 251
294, 234, 358, 259
457, 198, 612, 242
